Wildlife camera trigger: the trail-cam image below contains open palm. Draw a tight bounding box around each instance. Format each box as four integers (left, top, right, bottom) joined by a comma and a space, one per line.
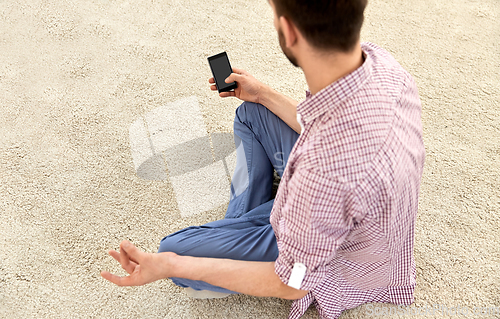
101, 240, 177, 286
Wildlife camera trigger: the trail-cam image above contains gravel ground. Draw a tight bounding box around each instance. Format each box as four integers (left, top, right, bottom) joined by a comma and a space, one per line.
0, 0, 499, 318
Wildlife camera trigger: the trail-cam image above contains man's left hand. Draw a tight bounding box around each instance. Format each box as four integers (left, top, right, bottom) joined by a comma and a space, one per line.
101, 240, 177, 286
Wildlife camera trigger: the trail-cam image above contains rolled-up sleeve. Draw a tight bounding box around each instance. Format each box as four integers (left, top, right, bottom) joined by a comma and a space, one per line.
274, 167, 354, 291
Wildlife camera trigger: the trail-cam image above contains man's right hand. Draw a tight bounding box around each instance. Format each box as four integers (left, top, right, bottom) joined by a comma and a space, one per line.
209, 68, 266, 104
210, 67, 301, 134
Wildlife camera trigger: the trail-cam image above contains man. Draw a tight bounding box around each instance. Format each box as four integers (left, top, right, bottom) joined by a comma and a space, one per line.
101, 0, 425, 318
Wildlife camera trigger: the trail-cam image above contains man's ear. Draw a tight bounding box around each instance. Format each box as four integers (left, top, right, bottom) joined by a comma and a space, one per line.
279, 16, 298, 48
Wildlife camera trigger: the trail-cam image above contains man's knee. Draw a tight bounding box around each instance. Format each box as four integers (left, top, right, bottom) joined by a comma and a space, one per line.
157, 234, 177, 254
157, 226, 210, 256
235, 101, 269, 126
157, 230, 194, 255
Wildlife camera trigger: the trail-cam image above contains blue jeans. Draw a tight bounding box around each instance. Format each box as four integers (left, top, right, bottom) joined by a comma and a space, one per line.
158, 102, 300, 293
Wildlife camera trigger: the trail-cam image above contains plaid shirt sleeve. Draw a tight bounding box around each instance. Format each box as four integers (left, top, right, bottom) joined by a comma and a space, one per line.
274, 164, 356, 291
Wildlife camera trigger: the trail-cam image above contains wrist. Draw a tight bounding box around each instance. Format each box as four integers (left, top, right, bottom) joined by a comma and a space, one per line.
158, 252, 181, 279
257, 84, 273, 106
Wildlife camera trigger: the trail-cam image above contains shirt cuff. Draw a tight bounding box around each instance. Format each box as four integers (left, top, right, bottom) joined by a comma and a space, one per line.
274, 254, 328, 291
296, 113, 305, 134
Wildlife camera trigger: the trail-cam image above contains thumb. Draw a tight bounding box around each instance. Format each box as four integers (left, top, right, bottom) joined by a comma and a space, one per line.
225, 73, 242, 83
121, 240, 143, 262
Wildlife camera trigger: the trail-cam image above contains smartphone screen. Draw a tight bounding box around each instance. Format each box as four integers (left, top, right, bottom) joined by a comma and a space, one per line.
208, 52, 238, 93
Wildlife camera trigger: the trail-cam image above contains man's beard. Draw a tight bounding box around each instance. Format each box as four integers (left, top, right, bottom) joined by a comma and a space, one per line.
278, 27, 299, 67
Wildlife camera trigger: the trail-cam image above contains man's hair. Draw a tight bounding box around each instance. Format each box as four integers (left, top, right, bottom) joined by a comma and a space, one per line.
272, 0, 368, 52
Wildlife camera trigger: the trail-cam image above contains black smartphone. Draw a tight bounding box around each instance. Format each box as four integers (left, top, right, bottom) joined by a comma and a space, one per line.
208, 52, 238, 93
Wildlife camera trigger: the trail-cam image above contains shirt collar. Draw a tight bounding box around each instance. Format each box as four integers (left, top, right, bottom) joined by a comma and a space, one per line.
297, 45, 373, 125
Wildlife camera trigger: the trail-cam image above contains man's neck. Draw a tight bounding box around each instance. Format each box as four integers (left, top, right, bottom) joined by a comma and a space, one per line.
301, 43, 364, 96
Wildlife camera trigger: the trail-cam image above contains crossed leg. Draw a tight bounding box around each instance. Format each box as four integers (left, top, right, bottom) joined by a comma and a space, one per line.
158, 102, 299, 293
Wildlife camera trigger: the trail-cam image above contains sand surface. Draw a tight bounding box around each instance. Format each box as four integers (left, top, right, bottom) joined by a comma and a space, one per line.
0, 0, 499, 318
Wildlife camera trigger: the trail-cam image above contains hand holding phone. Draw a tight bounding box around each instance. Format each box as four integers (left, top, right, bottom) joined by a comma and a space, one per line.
208, 52, 238, 93
208, 64, 265, 104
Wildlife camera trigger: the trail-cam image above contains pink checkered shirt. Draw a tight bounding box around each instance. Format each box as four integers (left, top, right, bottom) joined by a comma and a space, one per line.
270, 42, 425, 319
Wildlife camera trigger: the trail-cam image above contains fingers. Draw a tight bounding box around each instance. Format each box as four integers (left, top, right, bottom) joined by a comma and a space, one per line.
119, 246, 136, 274
220, 92, 235, 98
232, 67, 246, 75
209, 83, 235, 97
118, 241, 142, 274
109, 249, 138, 265
120, 240, 143, 263
210, 68, 245, 82
100, 271, 119, 284
225, 72, 242, 84
109, 250, 120, 262
109, 250, 138, 274
210, 77, 237, 97
102, 241, 147, 286
100, 271, 138, 287
211, 88, 236, 97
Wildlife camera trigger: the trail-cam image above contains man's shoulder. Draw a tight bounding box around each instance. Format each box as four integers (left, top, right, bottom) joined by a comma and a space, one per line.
361, 42, 405, 72
307, 43, 420, 181
361, 42, 418, 103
